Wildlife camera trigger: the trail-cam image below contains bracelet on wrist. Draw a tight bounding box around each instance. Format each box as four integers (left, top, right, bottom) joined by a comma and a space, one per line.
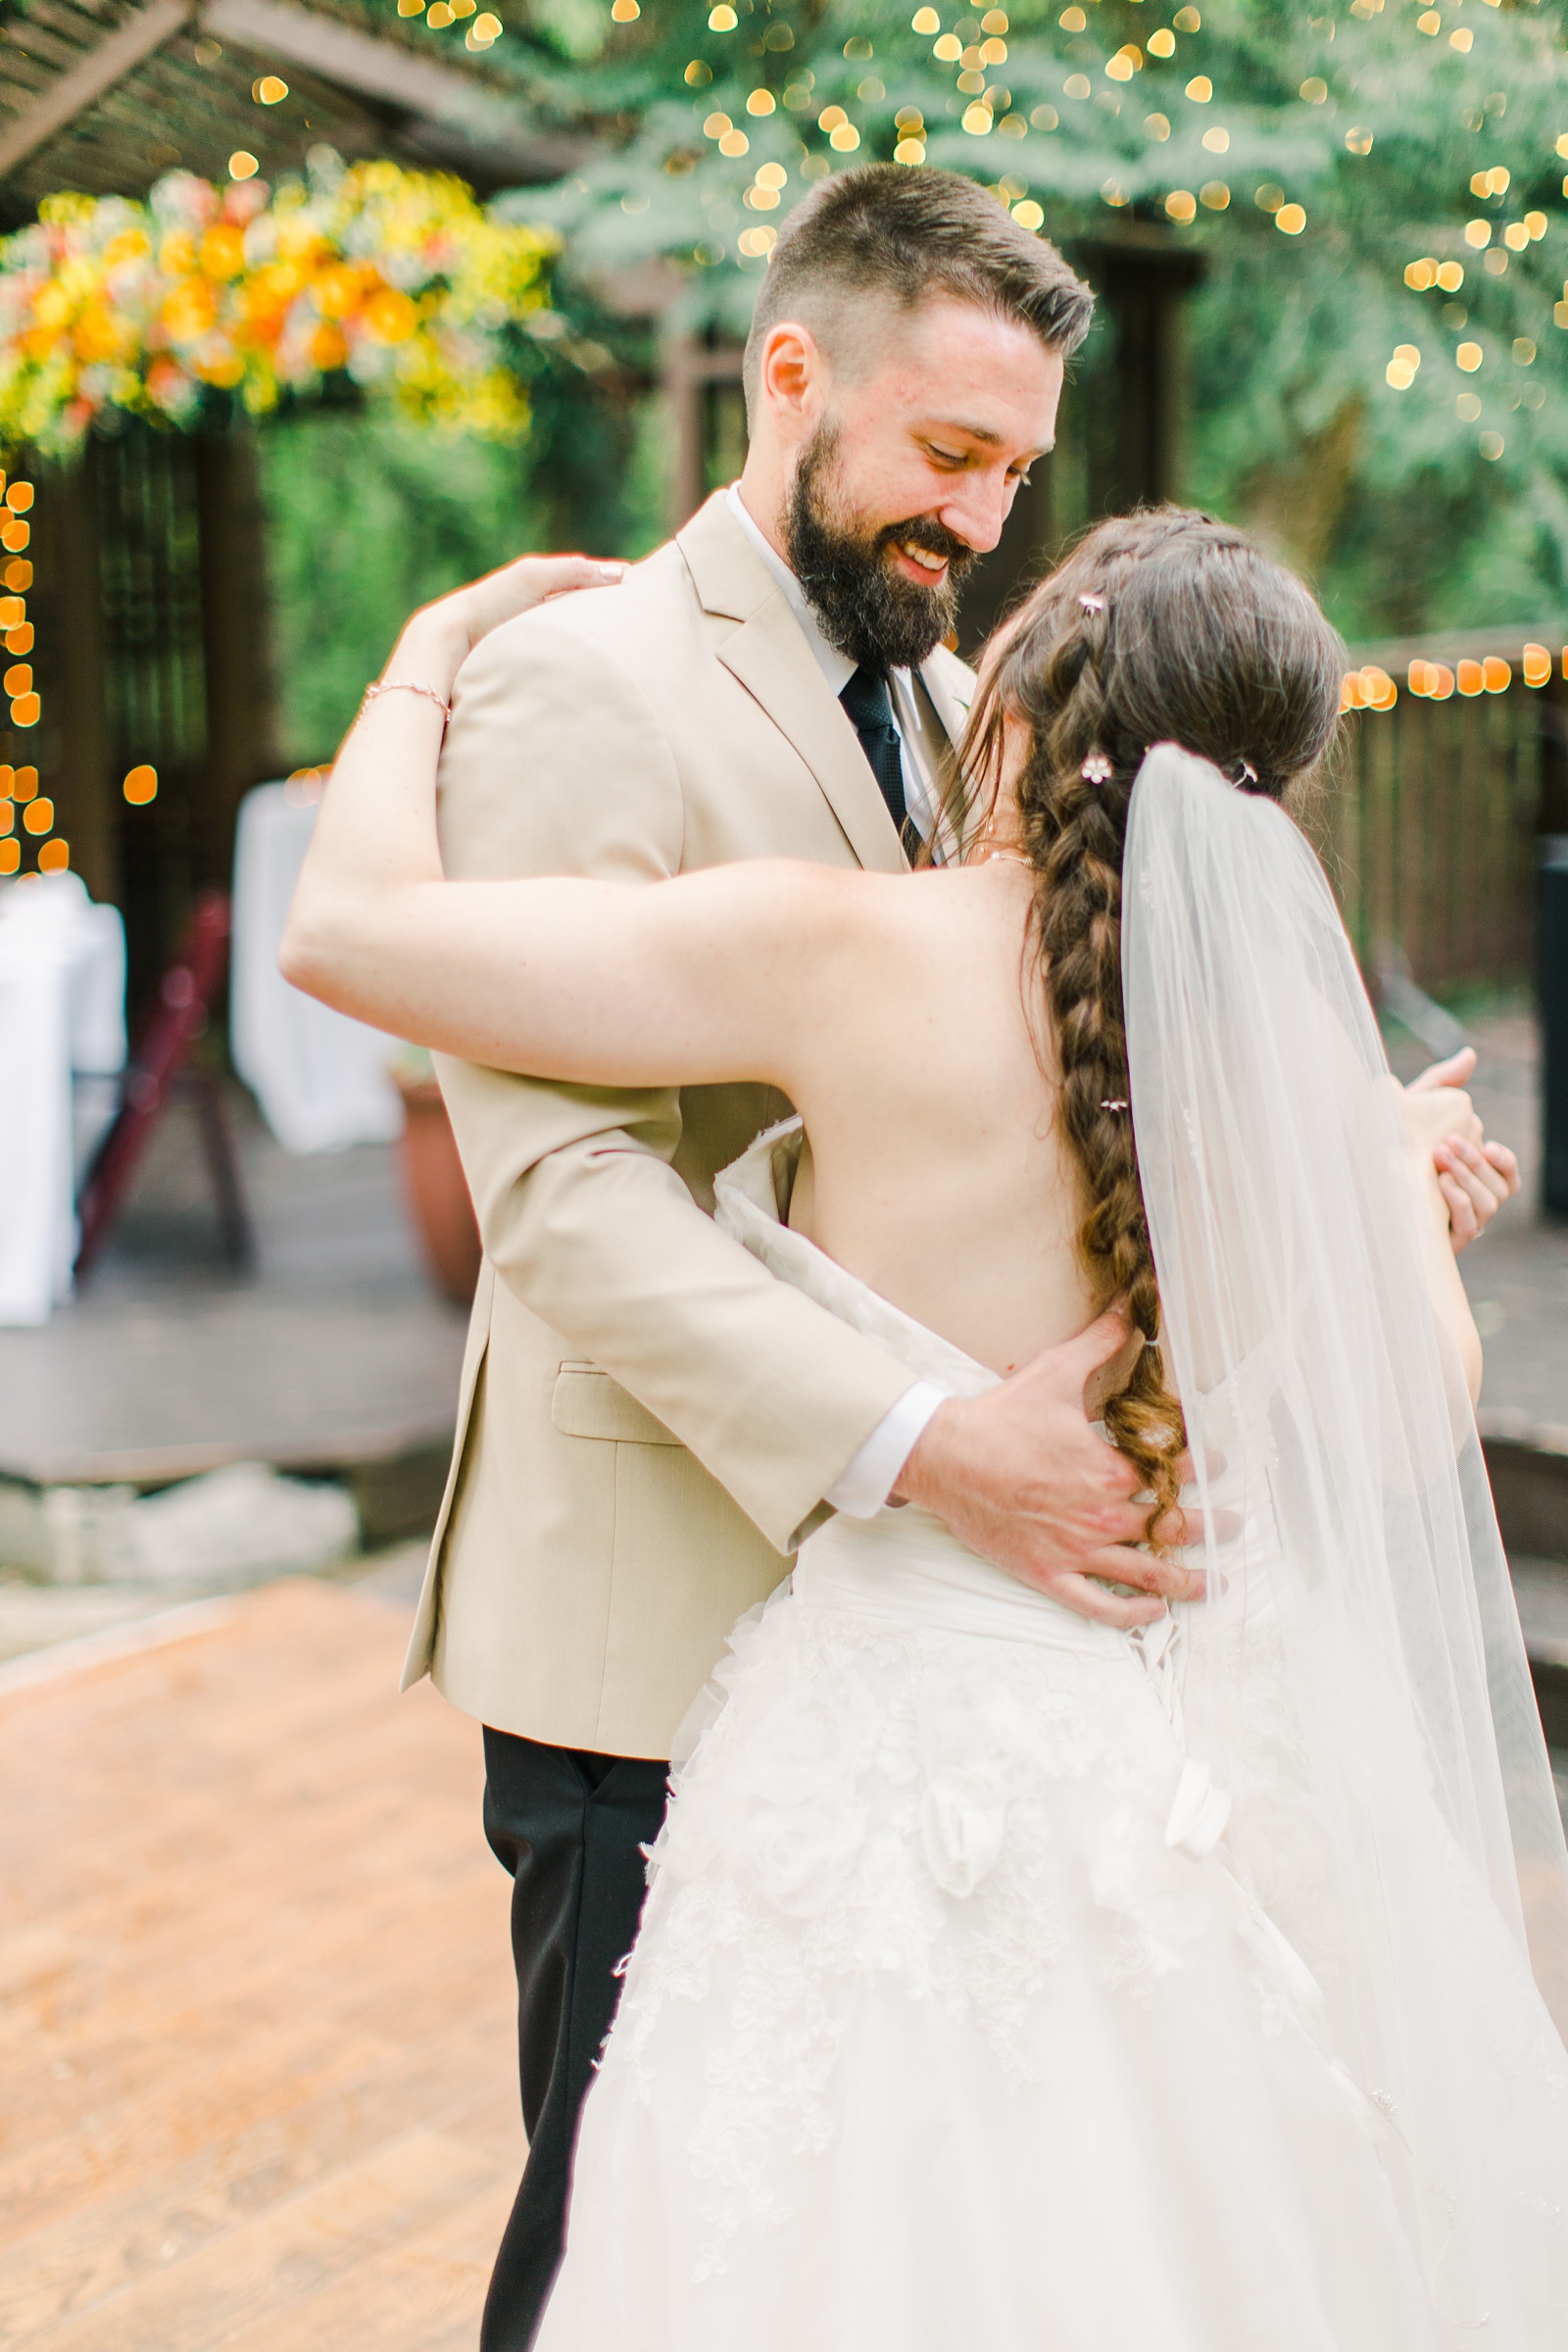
358, 678, 453, 727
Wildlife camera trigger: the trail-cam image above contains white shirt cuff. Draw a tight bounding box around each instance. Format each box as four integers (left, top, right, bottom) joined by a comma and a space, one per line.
825, 1382, 950, 1519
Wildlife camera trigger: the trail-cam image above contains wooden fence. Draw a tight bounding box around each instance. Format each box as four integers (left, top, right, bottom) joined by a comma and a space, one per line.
1324, 628, 1567, 998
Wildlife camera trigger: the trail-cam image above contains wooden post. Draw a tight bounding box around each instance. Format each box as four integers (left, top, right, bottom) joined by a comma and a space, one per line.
195, 429, 279, 896
662, 333, 748, 529
1074, 230, 1205, 517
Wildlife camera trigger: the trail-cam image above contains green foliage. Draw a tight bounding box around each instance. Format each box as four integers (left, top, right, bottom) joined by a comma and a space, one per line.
490, 0, 1568, 636
261, 412, 534, 764
258, 252, 661, 764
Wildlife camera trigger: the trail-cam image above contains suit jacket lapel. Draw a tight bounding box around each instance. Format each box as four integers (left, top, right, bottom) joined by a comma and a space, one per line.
677, 493, 907, 876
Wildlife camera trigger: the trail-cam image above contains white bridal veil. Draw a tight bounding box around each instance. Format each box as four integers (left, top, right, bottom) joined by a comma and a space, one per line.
1123, 744, 1568, 2334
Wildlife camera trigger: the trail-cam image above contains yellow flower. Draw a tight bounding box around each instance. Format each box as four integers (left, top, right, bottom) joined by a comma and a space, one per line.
32, 282, 72, 332
103, 228, 149, 268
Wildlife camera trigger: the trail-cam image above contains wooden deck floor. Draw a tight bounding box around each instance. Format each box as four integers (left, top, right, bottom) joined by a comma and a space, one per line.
0, 1580, 519, 2351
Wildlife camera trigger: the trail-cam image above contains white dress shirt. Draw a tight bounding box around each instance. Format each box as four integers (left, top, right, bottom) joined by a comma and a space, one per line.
724, 484, 949, 1517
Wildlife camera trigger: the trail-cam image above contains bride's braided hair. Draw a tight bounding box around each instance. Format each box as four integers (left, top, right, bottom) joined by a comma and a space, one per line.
959, 507, 1345, 1539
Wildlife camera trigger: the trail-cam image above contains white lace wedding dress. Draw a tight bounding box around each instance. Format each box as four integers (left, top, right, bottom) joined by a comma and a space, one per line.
535, 749, 1568, 2349
533, 1120, 1568, 2352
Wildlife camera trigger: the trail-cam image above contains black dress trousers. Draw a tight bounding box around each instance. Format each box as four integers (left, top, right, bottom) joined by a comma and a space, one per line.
479, 1727, 670, 2351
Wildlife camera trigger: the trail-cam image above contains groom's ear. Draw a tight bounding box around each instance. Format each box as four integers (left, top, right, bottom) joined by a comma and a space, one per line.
756, 320, 831, 443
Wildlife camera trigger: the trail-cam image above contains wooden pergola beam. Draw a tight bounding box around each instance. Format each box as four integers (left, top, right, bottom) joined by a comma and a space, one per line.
0, 0, 195, 181
199, 0, 575, 172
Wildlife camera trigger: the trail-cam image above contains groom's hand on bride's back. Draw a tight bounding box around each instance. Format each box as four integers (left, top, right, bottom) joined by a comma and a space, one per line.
891, 1310, 1215, 1629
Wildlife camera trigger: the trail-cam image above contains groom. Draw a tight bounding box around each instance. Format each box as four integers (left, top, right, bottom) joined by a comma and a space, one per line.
403, 167, 1509, 2348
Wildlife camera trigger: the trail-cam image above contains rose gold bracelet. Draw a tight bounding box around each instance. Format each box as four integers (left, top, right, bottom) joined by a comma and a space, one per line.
359, 678, 453, 725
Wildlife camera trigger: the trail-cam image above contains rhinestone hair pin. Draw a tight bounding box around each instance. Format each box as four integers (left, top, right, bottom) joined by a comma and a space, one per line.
1078, 592, 1105, 612
1080, 752, 1113, 784
1100, 1099, 1129, 1114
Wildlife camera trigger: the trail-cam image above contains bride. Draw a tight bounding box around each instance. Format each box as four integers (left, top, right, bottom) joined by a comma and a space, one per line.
285, 506, 1568, 2348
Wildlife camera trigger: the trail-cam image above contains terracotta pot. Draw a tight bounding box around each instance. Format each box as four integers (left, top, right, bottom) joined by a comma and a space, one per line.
394, 1076, 482, 1305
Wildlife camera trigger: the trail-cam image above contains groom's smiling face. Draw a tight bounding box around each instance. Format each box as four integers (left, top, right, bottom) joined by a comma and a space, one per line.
771, 293, 1064, 671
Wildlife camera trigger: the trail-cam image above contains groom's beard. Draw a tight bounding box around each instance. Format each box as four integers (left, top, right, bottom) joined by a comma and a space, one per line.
783, 424, 977, 674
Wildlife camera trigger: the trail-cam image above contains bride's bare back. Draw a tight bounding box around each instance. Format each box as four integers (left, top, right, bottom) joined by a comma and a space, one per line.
777, 864, 1095, 1374
292, 844, 1099, 1377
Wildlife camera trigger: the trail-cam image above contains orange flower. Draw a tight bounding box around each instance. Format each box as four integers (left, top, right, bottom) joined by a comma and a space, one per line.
162, 277, 217, 341
309, 321, 349, 370
313, 261, 367, 319
362, 284, 418, 344
200, 224, 247, 280
73, 305, 127, 363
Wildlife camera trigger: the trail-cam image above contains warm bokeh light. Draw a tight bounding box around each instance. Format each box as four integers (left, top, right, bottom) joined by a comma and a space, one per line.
228, 152, 259, 180
5, 561, 31, 591
23, 796, 52, 833
1456, 660, 1485, 696
6, 481, 32, 512
1482, 656, 1511, 691
5, 623, 31, 655
1275, 204, 1306, 235
122, 764, 158, 806
253, 75, 288, 102
37, 838, 68, 872
13, 765, 36, 801
1523, 644, 1552, 688
0, 840, 18, 875
10, 692, 39, 727
1165, 190, 1198, 223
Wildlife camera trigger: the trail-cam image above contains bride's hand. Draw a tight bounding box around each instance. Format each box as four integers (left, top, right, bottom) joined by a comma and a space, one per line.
383, 552, 626, 704
1401, 1048, 1521, 1250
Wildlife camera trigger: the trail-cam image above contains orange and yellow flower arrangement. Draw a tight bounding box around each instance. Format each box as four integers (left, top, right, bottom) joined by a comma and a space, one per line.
0, 155, 559, 456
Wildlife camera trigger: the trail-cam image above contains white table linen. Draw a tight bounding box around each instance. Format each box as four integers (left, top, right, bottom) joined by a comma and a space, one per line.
0, 874, 126, 1326
230, 781, 404, 1154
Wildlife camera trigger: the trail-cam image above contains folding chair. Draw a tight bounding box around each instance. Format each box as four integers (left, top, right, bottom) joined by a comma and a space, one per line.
75, 890, 253, 1278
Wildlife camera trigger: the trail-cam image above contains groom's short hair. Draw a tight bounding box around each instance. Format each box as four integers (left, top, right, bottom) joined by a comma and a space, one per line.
743, 165, 1093, 418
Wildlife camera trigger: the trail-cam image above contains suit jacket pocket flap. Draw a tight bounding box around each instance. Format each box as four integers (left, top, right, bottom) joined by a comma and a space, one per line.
551, 1366, 681, 1446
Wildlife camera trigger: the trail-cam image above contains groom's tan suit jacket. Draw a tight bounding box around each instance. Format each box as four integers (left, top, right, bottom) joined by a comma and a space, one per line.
402, 489, 973, 1758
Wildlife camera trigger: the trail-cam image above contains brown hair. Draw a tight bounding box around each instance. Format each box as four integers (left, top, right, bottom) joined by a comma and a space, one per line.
962, 507, 1346, 1537
744, 165, 1094, 419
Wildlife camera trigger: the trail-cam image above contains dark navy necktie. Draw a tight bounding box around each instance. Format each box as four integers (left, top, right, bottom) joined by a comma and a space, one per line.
840, 664, 917, 853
